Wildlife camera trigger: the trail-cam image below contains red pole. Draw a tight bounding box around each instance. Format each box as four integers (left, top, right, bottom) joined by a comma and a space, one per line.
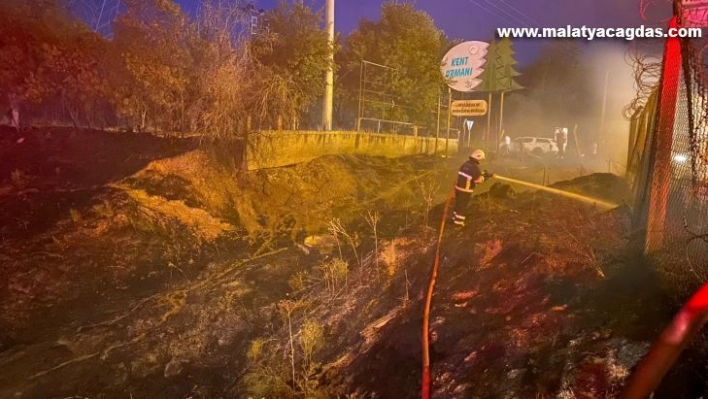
646, 16, 681, 252
620, 282, 708, 398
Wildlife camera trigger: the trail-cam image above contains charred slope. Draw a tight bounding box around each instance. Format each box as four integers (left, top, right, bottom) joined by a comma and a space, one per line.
1, 131, 682, 399
332, 175, 676, 398
0, 139, 451, 398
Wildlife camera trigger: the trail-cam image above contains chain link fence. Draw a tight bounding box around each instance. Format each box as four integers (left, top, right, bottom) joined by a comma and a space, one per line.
630, 19, 708, 298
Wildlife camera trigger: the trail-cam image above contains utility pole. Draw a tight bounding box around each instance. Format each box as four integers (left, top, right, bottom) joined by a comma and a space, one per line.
322, 0, 334, 131
599, 71, 609, 143
357, 61, 364, 131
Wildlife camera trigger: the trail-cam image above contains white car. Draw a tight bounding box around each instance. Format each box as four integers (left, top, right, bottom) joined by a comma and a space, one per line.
509, 137, 559, 156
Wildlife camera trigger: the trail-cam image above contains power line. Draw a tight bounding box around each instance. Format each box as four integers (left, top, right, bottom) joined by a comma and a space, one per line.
68, 0, 121, 38
96, 0, 121, 37
472, 0, 561, 35
464, 0, 520, 29
494, 0, 544, 27
470, 0, 574, 60
484, 0, 579, 51
477, 0, 533, 27
466, 0, 576, 54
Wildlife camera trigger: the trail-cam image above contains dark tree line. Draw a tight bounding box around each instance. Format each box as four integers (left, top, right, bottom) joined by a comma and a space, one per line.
0, 0, 596, 141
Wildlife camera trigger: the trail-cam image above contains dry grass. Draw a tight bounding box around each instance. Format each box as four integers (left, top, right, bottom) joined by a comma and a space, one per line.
380, 237, 414, 278
119, 186, 234, 243
126, 152, 445, 247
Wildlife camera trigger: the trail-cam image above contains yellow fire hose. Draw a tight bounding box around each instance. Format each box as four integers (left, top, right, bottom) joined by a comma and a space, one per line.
493, 174, 619, 210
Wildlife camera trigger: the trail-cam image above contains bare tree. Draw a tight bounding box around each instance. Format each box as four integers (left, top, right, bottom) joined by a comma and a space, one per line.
193, 0, 301, 168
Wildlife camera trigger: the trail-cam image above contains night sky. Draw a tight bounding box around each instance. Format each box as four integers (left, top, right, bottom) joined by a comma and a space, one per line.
175, 0, 673, 64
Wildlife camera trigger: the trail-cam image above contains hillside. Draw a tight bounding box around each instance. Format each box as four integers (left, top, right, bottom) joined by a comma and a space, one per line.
0, 127, 692, 398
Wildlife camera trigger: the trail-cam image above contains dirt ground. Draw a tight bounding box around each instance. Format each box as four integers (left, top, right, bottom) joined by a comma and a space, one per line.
0, 127, 702, 398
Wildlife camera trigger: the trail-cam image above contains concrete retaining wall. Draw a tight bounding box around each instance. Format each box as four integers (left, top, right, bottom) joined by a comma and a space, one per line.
246, 130, 458, 170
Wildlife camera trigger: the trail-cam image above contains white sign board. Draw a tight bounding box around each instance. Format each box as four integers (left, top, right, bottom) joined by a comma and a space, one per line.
441, 41, 489, 92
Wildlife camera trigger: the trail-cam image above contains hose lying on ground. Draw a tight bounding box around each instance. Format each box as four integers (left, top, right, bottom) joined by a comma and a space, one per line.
421, 186, 455, 399
420, 170, 703, 398
421, 174, 617, 398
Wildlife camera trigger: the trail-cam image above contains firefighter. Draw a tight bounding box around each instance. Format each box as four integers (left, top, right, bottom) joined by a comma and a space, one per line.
452, 149, 493, 227
555, 127, 565, 159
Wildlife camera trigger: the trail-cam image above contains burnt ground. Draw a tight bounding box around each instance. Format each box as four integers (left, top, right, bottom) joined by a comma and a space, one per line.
344, 191, 676, 399
0, 127, 704, 398
0, 126, 196, 240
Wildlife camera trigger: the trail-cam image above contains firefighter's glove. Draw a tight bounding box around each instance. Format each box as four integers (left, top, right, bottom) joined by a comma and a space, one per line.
482, 170, 495, 179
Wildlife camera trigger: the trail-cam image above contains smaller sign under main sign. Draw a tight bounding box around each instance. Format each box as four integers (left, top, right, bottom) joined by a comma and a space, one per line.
451, 100, 487, 117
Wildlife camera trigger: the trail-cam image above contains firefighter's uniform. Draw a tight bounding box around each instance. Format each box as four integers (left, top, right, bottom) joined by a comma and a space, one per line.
453, 150, 487, 227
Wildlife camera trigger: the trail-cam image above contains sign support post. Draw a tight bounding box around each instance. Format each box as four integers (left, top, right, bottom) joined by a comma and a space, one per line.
498, 91, 506, 152
486, 92, 493, 152
435, 93, 441, 156
446, 87, 452, 156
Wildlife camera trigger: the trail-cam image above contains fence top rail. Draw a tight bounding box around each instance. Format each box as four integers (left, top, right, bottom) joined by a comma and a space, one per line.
358, 117, 416, 126
362, 60, 397, 70
255, 130, 460, 140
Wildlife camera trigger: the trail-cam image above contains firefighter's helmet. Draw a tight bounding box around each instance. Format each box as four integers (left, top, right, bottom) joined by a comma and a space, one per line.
470, 149, 486, 160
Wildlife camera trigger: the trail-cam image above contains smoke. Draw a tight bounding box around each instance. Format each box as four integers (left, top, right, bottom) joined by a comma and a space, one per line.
582, 41, 639, 164
501, 38, 662, 168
